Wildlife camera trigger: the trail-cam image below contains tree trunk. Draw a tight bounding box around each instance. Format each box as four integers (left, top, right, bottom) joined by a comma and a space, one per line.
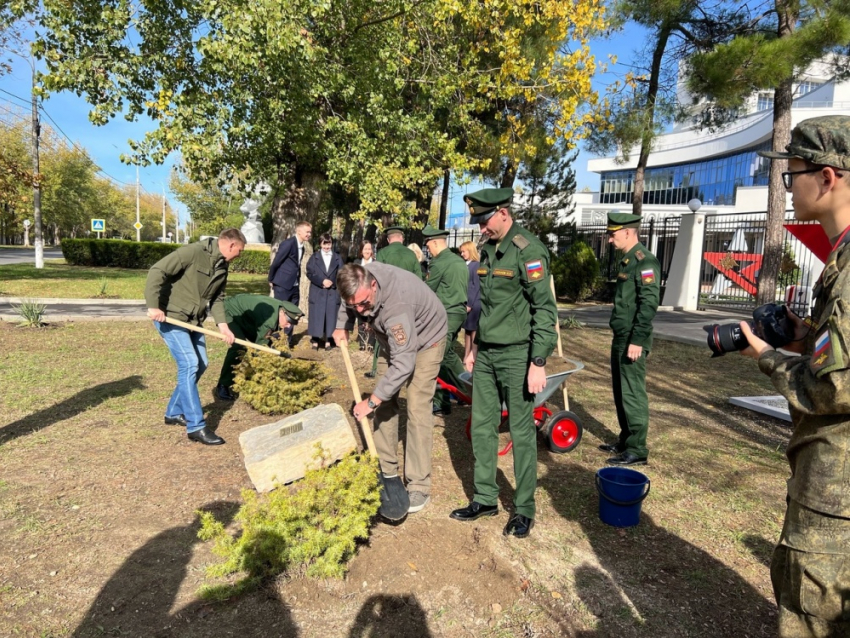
343, 216, 358, 261
270, 167, 325, 254
632, 23, 672, 217
500, 161, 517, 188
756, 4, 796, 306
439, 169, 450, 229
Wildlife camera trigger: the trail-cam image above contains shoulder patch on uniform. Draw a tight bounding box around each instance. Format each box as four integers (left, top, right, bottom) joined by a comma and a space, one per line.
810, 321, 845, 377
525, 259, 544, 281
635, 250, 645, 261
640, 268, 656, 285
512, 234, 530, 250
389, 323, 407, 346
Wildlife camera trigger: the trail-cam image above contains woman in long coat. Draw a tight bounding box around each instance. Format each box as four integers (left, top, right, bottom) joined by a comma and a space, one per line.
305, 233, 344, 350
459, 240, 481, 361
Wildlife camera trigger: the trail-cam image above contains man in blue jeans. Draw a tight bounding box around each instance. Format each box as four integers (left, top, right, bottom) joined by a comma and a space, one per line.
145, 228, 246, 445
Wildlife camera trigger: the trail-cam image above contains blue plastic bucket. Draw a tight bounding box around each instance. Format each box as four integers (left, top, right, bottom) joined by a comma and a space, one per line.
596, 467, 650, 528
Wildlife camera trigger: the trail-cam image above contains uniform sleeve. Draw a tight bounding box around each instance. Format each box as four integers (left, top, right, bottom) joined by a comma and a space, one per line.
520, 245, 558, 360
425, 260, 441, 295
209, 285, 228, 325
758, 269, 850, 415
630, 258, 661, 348
372, 312, 418, 401
144, 246, 194, 310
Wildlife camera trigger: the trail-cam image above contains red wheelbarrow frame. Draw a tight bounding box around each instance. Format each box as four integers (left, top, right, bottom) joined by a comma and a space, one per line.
436, 359, 584, 456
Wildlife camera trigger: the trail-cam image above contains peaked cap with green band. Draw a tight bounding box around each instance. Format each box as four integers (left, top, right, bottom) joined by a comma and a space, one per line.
421, 223, 450, 239
465, 187, 515, 224
385, 225, 406, 236
607, 211, 641, 231
758, 115, 850, 170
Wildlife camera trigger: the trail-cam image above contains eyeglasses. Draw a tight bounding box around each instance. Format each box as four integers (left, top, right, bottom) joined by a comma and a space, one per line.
782, 167, 845, 189
348, 288, 372, 310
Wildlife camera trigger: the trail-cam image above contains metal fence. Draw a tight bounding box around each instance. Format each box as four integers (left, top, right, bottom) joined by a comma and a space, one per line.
698, 211, 822, 312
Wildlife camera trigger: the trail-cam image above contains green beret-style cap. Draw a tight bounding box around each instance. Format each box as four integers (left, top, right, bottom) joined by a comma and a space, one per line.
465, 187, 515, 224
385, 225, 406, 236
421, 223, 449, 239
607, 212, 641, 231
758, 115, 850, 170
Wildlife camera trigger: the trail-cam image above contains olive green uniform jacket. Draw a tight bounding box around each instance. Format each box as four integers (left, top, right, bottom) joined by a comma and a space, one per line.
376, 242, 423, 279
425, 248, 468, 315
144, 238, 230, 326
609, 242, 661, 348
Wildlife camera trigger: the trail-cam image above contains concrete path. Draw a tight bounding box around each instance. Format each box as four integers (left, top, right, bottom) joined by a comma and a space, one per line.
0, 248, 64, 265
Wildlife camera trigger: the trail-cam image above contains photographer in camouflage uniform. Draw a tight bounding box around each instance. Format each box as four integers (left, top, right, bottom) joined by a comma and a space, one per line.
741, 115, 850, 637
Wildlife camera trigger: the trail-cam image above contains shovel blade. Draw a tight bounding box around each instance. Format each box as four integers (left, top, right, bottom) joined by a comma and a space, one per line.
379, 474, 409, 521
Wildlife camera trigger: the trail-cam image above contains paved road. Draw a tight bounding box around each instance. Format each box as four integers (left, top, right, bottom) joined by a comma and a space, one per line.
0, 247, 64, 265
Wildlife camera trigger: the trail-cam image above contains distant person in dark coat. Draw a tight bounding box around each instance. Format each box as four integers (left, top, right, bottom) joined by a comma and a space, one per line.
269, 221, 312, 305
357, 240, 376, 351
306, 233, 344, 350
459, 240, 481, 361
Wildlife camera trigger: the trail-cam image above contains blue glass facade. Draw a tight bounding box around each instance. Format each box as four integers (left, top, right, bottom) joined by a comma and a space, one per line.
599, 141, 772, 206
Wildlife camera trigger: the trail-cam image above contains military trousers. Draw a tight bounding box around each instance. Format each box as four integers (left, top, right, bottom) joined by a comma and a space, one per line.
610, 340, 650, 458
434, 311, 467, 411
470, 343, 537, 519
771, 499, 850, 637
372, 337, 445, 493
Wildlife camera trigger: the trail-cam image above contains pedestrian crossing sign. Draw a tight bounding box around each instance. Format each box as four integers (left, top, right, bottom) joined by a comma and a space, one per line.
91, 219, 105, 232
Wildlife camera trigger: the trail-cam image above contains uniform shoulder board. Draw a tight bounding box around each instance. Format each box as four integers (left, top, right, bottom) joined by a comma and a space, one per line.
512, 234, 531, 250
635, 250, 645, 261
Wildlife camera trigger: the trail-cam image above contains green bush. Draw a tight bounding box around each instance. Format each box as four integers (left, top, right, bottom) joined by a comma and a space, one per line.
198, 450, 381, 600
552, 241, 601, 301
61, 238, 269, 273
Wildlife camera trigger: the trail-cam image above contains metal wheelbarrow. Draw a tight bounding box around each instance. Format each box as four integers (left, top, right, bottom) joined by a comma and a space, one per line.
436, 357, 585, 456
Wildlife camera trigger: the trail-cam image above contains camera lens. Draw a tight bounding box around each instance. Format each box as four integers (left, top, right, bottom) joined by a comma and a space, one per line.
704, 322, 750, 357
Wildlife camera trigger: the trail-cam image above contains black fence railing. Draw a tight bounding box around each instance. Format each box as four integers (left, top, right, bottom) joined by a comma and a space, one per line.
698, 211, 822, 313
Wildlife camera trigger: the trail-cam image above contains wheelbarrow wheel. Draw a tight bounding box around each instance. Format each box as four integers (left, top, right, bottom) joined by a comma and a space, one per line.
546, 410, 582, 454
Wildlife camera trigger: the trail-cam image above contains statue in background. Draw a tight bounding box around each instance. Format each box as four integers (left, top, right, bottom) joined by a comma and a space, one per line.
240, 196, 266, 244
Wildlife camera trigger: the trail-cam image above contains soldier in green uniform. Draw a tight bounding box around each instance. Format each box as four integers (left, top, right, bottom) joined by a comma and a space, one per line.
741, 116, 850, 637
449, 188, 557, 539
599, 212, 660, 466
214, 294, 305, 400
366, 226, 424, 378
421, 224, 469, 416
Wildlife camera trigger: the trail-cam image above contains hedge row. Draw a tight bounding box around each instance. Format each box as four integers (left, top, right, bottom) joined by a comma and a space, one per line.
60, 238, 270, 274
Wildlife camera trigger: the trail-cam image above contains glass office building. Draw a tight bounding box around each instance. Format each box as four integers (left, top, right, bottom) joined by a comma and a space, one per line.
598, 140, 773, 207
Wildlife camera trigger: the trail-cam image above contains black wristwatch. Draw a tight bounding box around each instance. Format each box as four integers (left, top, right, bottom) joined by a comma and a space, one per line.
367, 398, 378, 409
531, 356, 546, 367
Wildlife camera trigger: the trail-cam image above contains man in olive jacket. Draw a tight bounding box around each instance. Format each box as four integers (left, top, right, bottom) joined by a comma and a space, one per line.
741, 115, 850, 637
599, 212, 661, 467
376, 226, 423, 279
450, 188, 557, 539
421, 224, 469, 416
145, 228, 246, 446
215, 294, 304, 400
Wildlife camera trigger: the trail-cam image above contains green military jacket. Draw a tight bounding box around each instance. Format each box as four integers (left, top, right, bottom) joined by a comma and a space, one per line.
759, 235, 850, 525
609, 242, 661, 349
144, 238, 230, 326
426, 248, 468, 316
477, 223, 557, 360
376, 242, 423, 279
224, 294, 303, 345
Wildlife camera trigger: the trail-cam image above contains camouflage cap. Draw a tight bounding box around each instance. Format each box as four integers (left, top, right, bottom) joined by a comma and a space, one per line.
607, 211, 641, 231
758, 115, 850, 170
465, 187, 514, 224
421, 223, 450, 239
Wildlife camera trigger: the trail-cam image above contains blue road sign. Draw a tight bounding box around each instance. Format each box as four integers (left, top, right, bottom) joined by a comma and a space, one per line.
91, 219, 105, 232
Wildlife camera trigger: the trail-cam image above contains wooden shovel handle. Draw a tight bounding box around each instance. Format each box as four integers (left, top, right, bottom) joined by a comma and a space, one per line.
339, 338, 378, 457
550, 275, 570, 411
163, 316, 284, 356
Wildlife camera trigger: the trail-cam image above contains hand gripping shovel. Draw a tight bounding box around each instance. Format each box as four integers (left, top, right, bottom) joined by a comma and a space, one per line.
339, 339, 409, 521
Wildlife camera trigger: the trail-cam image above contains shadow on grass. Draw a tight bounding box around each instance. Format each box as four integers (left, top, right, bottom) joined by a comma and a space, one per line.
0, 375, 145, 445
348, 594, 433, 637
71, 500, 301, 638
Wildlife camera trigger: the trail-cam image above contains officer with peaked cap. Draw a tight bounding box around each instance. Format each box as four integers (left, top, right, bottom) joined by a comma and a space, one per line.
741, 115, 850, 637
421, 224, 469, 416
376, 226, 423, 280
449, 188, 557, 539
599, 211, 660, 467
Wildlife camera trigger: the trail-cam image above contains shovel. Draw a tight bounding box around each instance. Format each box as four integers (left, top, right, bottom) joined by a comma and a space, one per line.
163, 317, 291, 357
339, 338, 409, 521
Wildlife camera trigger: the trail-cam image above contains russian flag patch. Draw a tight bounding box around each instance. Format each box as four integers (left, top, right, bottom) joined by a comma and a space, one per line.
641, 268, 656, 284
525, 259, 544, 280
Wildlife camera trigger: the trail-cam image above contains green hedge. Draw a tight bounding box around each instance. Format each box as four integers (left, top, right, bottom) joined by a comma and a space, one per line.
552, 240, 602, 302
61, 238, 270, 274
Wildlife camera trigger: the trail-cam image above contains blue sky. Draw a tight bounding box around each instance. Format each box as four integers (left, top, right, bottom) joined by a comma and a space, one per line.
1, 28, 642, 232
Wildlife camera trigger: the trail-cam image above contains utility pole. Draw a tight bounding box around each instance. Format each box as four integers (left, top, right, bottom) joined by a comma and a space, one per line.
174, 207, 179, 244
30, 64, 43, 268
135, 166, 140, 242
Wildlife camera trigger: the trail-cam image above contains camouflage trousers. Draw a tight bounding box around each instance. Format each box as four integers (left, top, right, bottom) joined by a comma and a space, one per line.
772, 500, 850, 637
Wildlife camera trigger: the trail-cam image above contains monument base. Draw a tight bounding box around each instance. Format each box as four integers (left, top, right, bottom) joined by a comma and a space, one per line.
728, 396, 791, 422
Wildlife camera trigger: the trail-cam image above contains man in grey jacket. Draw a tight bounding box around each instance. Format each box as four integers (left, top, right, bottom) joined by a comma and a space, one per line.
333, 262, 447, 516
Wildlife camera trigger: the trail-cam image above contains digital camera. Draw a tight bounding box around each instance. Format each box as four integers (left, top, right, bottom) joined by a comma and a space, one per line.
704, 303, 795, 357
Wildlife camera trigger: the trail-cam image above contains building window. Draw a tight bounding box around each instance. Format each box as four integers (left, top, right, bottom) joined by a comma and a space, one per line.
796, 80, 823, 97
756, 92, 773, 112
